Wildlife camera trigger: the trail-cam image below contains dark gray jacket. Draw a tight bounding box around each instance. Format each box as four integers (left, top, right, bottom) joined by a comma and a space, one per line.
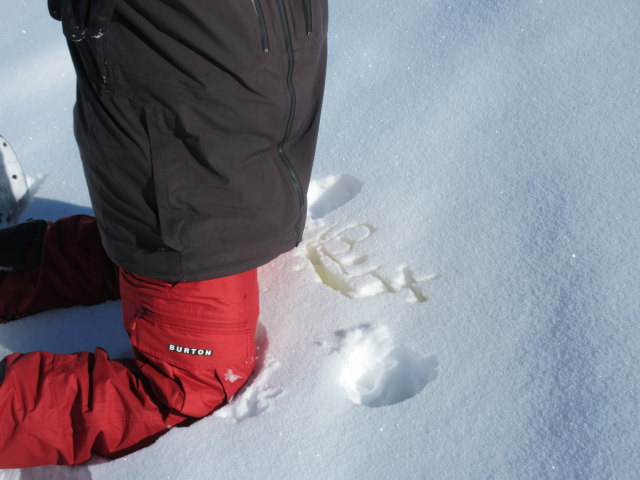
65, 0, 327, 281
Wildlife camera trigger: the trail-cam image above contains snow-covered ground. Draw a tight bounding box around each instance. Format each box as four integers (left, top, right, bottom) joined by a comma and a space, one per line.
1, 1, 639, 478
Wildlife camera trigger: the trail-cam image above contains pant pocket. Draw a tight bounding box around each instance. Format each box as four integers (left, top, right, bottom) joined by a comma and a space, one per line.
129, 307, 254, 416
129, 307, 252, 370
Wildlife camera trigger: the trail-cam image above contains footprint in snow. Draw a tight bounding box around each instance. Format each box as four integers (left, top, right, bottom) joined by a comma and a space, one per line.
306, 173, 363, 220
214, 356, 282, 423
214, 325, 283, 423
321, 324, 438, 407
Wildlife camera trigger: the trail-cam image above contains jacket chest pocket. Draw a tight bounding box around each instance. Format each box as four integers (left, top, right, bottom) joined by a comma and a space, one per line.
292, 0, 328, 44
258, 0, 328, 51
251, 0, 271, 53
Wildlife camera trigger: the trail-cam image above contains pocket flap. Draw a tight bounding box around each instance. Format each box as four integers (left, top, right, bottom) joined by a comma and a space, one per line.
130, 310, 251, 370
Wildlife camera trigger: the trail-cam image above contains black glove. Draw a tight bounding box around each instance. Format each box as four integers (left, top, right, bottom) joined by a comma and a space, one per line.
0, 219, 47, 272
48, 0, 117, 42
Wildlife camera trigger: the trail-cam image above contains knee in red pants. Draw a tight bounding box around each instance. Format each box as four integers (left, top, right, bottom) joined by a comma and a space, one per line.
119, 269, 260, 418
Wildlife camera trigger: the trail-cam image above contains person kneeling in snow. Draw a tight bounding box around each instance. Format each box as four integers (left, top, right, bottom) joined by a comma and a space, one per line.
0, 0, 327, 467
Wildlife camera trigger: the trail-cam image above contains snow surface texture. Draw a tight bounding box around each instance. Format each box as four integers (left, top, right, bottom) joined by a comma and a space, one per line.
1, 0, 640, 479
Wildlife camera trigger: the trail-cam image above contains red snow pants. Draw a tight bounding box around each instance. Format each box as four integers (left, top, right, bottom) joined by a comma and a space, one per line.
0, 215, 259, 467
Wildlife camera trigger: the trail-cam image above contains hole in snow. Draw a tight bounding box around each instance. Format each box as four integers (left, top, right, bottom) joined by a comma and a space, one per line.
338, 325, 438, 407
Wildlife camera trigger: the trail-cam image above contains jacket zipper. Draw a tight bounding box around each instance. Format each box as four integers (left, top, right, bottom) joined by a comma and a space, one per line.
95, 36, 112, 93
275, 0, 305, 245
252, 0, 270, 53
302, 0, 313, 36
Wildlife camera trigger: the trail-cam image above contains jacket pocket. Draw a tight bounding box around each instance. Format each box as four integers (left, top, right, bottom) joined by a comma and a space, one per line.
288, 0, 328, 47
251, 0, 271, 53
148, 139, 189, 252
302, 0, 313, 36
95, 34, 112, 91
143, 106, 226, 254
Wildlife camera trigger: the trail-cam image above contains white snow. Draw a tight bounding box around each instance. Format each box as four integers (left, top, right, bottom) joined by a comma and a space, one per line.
224, 369, 243, 384
1, 0, 639, 478
337, 324, 437, 407
306, 173, 363, 219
